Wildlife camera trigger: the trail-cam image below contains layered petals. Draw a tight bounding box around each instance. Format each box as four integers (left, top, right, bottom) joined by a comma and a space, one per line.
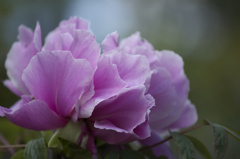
22, 51, 93, 117
89, 86, 154, 144
78, 56, 126, 118
1, 98, 67, 130
102, 31, 119, 52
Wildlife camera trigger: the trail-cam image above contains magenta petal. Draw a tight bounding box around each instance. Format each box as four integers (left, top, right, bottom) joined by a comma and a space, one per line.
168, 100, 198, 129
78, 56, 126, 118
22, 51, 93, 117
107, 51, 151, 87
102, 31, 119, 52
3, 99, 67, 130
90, 86, 154, 143
140, 132, 173, 159
70, 30, 100, 70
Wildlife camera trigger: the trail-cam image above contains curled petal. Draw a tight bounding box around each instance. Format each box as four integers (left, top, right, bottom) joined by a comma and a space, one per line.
1, 99, 67, 130
22, 51, 93, 117
3, 80, 22, 97
106, 51, 151, 87
102, 31, 119, 52
90, 86, 154, 144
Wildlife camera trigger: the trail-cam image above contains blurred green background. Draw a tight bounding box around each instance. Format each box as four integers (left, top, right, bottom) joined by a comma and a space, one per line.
1, 0, 240, 158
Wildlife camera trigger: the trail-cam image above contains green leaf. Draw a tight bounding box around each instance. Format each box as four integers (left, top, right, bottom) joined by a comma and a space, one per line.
214, 124, 240, 142
24, 137, 47, 159
11, 150, 24, 159
186, 135, 213, 159
209, 123, 228, 159
120, 149, 145, 159
48, 129, 63, 150
170, 132, 196, 159
104, 151, 120, 159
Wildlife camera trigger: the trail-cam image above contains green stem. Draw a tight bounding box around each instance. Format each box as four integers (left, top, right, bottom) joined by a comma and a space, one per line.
140, 122, 208, 152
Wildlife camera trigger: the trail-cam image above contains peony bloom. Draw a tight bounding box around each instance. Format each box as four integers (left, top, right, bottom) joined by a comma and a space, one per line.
0, 17, 100, 131
101, 32, 197, 157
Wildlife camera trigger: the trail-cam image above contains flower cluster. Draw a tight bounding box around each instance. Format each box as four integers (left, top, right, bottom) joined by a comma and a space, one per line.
0, 17, 197, 158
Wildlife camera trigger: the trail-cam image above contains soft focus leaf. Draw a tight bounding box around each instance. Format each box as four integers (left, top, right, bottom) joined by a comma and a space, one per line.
24, 137, 47, 159
120, 149, 145, 159
215, 124, 240, 142
203, 120, 228, 159
104, 151, 120, 159
210, 123, 228, 159
11, 150, 24, 159
141, 149, 168, 159
170, 132, 196, 159
186, 135, 213, 159
48, 129, 63, 150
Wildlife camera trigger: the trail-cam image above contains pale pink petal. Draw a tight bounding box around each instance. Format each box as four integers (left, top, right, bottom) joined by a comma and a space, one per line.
102, 31, 119, 52
119, 32, 153, 53
106, 51, 151, 87
2, 99, 67, 130
3, 80, 22, 97
5, 23, 42, 95
70, 30, 100, 70
33, 22, 42, 51
22, 51, 93, 117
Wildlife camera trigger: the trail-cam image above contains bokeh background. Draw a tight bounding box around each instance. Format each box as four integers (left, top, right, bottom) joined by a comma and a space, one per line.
1, 0, 240, 158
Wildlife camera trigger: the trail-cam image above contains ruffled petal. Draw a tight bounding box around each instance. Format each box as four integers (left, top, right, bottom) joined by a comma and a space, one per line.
140, 131, 173, 159
78, 56, 126, 118
70, 30, 100, 70
5, 23, 42, 95
106, 51, 151, 87
1, 99, 67, 130
44, 17, 89, 50
22, 51, 93, 117
119, 32, 154, 53
90, 85, 154, 144
102, 31, 119, 53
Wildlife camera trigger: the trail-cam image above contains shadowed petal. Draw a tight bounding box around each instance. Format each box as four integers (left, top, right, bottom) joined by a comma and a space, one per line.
90, 86, 154, 144
102, 31, 119, 52
2, 99, 67, 130
3, 80, 22, 97
168, 100, 198, 130
70, 30, 100, 70
22, 51, 93, 117
140, 131, 173, 159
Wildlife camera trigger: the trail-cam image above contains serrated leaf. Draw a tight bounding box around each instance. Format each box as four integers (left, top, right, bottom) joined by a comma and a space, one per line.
120, 149, 145, 159
104, 151, 120, 159
186, 135, 213, 159
209, 123, 228, 159
24, 137, 47, 159
11, 150, 24, 159
170, 132, 196, 159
